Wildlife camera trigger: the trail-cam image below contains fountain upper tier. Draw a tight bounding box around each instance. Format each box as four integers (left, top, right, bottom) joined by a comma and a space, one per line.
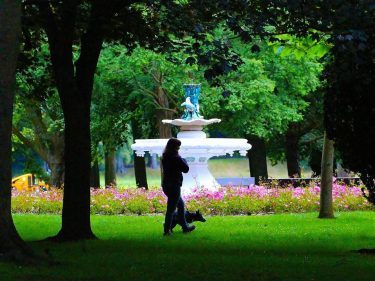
134, 115, 250, 157
132, 137, 251, 158
132, 124, 251, 194
162, 118, 221, 131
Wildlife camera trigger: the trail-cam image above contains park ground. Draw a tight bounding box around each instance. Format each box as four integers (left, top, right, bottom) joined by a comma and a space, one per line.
0, 211, 374, 281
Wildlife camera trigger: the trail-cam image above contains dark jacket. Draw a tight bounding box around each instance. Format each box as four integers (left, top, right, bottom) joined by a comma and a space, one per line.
161, 154, 189, 189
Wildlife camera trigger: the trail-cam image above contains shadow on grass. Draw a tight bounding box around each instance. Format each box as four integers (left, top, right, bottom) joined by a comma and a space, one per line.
17, 234, 374, 281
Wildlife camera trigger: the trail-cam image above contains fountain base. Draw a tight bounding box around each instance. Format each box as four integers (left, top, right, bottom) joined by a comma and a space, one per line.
181, 161, 220, 195
132, 120, 251, 194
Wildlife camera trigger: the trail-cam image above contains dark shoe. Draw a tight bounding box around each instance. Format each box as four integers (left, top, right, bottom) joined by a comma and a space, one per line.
163, 222, 172, 236
163, 230, 172, 236
182, 225, 196, 233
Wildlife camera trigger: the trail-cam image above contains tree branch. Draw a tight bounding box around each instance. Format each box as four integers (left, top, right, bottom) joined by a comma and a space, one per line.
155, 107, 178, 114
131, 73, 159, 98
12, 126, 49, 162
75, 0, 129, 101
300, 135, 324, 145
37, 0, 77, 98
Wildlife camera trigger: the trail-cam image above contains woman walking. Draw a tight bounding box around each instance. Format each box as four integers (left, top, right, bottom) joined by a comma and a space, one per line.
161, 138, 195, 235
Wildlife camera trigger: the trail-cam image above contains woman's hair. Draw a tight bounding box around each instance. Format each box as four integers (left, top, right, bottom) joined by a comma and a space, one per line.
162, 138, 181, 158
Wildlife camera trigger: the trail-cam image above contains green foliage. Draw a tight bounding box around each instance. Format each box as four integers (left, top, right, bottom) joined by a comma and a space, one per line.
202, 40, 323, 139
13, 39, 64, 182
92, 44, 133, 153
123, 46, 201, 136
15, 40, 64, 137
270, 33, 332, 60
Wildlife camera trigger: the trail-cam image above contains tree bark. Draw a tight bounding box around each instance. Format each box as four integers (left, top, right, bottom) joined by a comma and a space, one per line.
57, 104, 95, 240
104, 149, 117, 187
49, 161, 64, 188
131, 119, 148, 189
147, 153, 159, 169
247, 136, 268, 185
116, 154, 126, 174
39, 1, 112, 240
319, 132, 335, 218
90, 159, 100, 188
156, 85, 172, 138
134, 152, 148, 189
39, 0, 126, 240
309, 148, 322, 177
285, 125, 301, 177
0, 0, 34, 261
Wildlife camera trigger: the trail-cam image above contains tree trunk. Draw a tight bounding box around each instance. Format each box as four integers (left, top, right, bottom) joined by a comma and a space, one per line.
116, 154, 126, 174
247, 136, 268, 185
148, 153, 158, 169
319, 132, 335, 218
134, 152, 148, 189
104, 149, 116, 187
156, 111, 172, 138
131, 119, 148, 189
156, 85, 172, 138
48, 161, 64, 188
285, 125, 301, 177
47, 129, 65, 188
90, 159, 100, 188
39, 1, 116, 241
54, 104, 95, 240
309, 148, 322, 177
0, 0, 34, 261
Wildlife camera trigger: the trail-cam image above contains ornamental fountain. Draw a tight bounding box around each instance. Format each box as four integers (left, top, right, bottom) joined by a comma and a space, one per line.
131, 84, 251, 195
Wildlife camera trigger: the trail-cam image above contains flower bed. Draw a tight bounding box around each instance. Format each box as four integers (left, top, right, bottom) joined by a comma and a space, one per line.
11, 183, 374, 215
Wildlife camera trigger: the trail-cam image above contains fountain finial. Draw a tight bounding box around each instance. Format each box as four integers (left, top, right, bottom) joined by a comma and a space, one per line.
162, 83, 221, 131
181, 83, 203, 120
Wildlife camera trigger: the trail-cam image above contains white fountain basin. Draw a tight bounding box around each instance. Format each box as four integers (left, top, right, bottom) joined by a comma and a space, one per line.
162, 118, 221, 131
131, 137, 251, 195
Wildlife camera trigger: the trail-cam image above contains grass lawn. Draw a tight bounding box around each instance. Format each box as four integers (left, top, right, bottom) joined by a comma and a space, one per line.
1, 212, 374, 281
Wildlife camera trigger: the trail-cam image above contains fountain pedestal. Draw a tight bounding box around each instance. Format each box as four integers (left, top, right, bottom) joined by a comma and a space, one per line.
165, 119, 221, 194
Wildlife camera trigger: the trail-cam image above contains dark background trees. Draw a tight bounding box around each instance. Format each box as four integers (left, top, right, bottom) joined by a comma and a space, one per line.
325, 13, 375, 205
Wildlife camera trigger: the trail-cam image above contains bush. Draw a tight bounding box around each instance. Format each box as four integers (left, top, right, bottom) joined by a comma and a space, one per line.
11, 183, 374, 215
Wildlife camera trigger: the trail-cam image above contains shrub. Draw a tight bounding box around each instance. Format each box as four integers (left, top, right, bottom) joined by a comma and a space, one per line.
11, 183, 374, 215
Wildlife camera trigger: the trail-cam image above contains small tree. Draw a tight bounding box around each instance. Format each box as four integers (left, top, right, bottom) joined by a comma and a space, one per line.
319, 132, 335, 218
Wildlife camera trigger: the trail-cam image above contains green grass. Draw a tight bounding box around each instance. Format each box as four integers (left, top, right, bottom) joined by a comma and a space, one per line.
106, 166, 162, 188
108, 157, 306, 188
1, 212, 374, 281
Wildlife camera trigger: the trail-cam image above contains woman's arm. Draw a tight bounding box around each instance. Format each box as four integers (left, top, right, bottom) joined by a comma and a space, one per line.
178, 156, 189, 173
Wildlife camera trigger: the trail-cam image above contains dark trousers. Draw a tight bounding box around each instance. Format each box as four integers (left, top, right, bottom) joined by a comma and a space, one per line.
163, 186, 188, 231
